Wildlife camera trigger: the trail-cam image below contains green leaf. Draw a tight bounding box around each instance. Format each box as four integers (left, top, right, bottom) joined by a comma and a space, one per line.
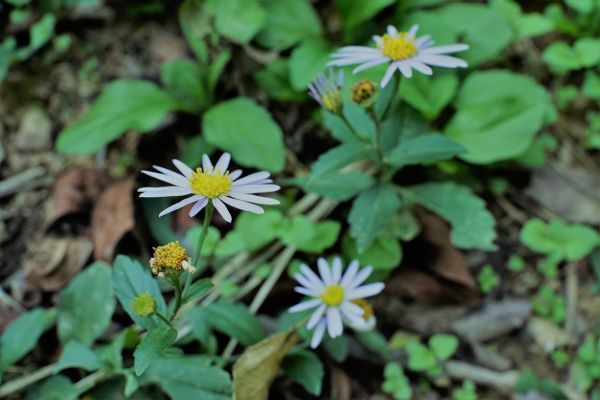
301, 171, 375, 200
399, 72, 458, 119
112, 255, 167, 330
202, 302, 265, 346
387, 133, 465, 169
58, 262, 115, 346
15, 14, 55, 61
56, 80, 177, 154
335, 0, 394, 30
256, 0, 322, 50
566, 0, 595, 14
211, 0, 266, 43
380, 104, 428, 152
429, 334, 459, 361
95, 331, 126, 372
543, 38, 600, 73
322, 111, 358, 143
445, 70, 554, 164
342, 233, 402, 271
255, 59, 305, 102
406, 182, 497, 251
309, 142, 375, 179
187, 306, 213, 349
406, 341, 437, 371
141, 356, 232, 400
142, 198, 179, 244
289, 38, 331, 91
179, 0, 211, 62
203, 97, 285, 172
233, 331, 298, 400
382, 362, 412, 400
583, 71, 600, 101
349, 183, 401, 251
160, 59, 209, 113
25, 375, 77, 400
182, 278, 213, 303
355, 330, 390, 359
343, 101, 376, 142
322, 335, 349, 363
185, 226, 221, 257
134, 326, 177, 376
490, 0, 554, 39
282, 350, 324, 396
281, 216, 340, 253
56, 341, 102, 372
216, 210, 285, 255
0, 308, 54, 371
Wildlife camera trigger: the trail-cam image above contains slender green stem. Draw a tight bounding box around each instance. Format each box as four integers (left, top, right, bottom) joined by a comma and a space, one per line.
193, 203, 215, 266
74, 370, 107, 394
0, 363, 57, 397
170, 276, 183, 321
155, 311, 173, 327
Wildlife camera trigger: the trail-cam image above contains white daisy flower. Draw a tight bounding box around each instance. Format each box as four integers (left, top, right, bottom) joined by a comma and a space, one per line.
328, 24, 469, 87
138, 152, 280, 223
289, 257, 384, 348
308, 68, 344, 113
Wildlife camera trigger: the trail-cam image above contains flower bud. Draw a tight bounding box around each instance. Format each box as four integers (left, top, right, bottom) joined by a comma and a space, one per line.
131, 292, 156, 317
351, 80, 377, 106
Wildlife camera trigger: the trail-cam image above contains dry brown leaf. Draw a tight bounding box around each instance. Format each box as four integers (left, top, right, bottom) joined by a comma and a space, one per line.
91, 178, 135, 261
46, 166, 109, 226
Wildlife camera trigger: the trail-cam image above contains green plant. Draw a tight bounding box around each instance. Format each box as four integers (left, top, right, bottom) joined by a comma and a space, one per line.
533, 285, 567, 324
453, 380, 478, 400
405, 334, 459, 378
382, 362, 412, 400
478, 264, 500, 293
570, 334, 600, 393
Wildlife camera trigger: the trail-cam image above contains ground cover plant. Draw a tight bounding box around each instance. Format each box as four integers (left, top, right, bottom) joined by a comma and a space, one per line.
0, 0, 599, 399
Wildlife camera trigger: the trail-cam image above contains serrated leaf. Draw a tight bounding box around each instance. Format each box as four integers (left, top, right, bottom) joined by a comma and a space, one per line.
56, 80, 177, 154
343, 101, 376, 142
386, 133, 465, 169
282, 350, 324, 396
406, 182, 497, 251
233, 331, 298, 400
134, 326, 177, 376
203, 97, 285, 172
309, 142, 375, 179
342, 233, 402, 271
302, 171, 375, 200
201, 302, 265, 346
349, 183, 401, 251
112, 255, 167, 330
58, 262, 115, 346
56, 341, 102, 372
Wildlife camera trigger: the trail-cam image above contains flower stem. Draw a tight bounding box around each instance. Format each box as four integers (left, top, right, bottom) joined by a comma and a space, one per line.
169, 276, 183, 321
0, 363, 57, 397
155, 311, 173, 327
182, 203, 214, 302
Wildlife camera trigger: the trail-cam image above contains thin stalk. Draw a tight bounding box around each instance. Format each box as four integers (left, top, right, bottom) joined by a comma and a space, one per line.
74, 370, 107, 394
155, 311, 173, 327
565, 261, 579, 336
0, 363, 57, 397
193, 203, 215, 266
170, 276, 183, 321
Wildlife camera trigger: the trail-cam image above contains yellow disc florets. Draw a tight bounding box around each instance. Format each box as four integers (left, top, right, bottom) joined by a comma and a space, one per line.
351, 80, 376, 104
320, 284, 345, 306
379, 33, 417, 61
352, 298, 374, 320
188, 168, 233, 199
322, 91, 342, 113
150, 241, 194, 277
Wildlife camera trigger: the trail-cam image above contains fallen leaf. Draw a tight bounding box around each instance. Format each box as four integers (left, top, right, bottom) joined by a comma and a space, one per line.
91, 178, 135, 261
527, 317, 572, 352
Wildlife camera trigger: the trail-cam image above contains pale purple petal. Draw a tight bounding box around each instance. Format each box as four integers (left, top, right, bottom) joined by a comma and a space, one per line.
340, 260, 360, 287
317, 258, 333, 285
212, 197, 232, 223
326, 308, 343, 338
408, 60, 433, 75
310, 319, 327, 348
307, 304, 327, 329
142, 170, 188, 187
300, 264, 325, 289
158, 195, 203, 217
398, 61, 413, 78
418, 54, 468, 68
214, 153, 231, 174
189, 198, 209, 217
232, 171, 270, 186
352, 57, 390, 73
139, 187, 193, 198
331, 257, 342, 283
202, 154, 213, 172
172, 159, 194, 178
381, 62, 399, 87
347, 282, 385, 300
420, 44, 469, 55
349, 266, 373, 289
229, 192, 280, 205
229, 184, 280, 194
289, 299, 321, 313
219, 196, 264, 214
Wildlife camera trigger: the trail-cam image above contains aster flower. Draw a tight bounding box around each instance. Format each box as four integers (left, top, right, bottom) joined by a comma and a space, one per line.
328, 25, 469, 87
150, 241, 196, 278
138, 152, 280, 223
289, 257, 384, 348
308, 68, 344, 113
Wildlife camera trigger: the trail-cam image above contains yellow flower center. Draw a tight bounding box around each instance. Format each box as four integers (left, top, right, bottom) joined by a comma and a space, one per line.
322, 91, 342, 113
320, 284, 345, 306
188, 168, 233, 199
379, 33, 417, 61
351, 80, 376, 103
352, 299, 374, 320
153, 241, 188, 271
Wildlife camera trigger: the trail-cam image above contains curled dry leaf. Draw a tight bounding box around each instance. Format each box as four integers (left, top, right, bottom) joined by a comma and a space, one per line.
91, 178, 135, 261
46, 166, 109, 227
233, 331, 299, 400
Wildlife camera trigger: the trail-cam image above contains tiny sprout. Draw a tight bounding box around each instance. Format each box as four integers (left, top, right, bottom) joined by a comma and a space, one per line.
132, 293, 156, 317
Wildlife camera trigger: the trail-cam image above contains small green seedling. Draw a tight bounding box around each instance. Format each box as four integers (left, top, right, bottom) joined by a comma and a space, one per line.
478, 264, 500, 294
507, 255, 525, 272
570, 334, 600, 393
406, 334, 459, 377
453, 380, 478, 400
533, 285, 566, 324
382, 362, 412, 400
551, 349, 570, 368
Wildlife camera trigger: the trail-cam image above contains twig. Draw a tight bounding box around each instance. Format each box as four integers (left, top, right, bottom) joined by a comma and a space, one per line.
445, 360, 518, 391
0, 167, 45, 198
0, 363, 56, 397
565, 261, 579, 336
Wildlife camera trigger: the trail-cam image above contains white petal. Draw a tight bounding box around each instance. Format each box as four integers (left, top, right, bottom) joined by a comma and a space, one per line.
220, 196, 264, 214
328, 54, 383, 67
232, 171, 270, 186
139, 187, 193, 197
352, 57, 390, 73
289, 299, 321, 313
158, 195, 203, 217
341, 300, 365, 316
142, 170, 188, 187
421, 44, 469, 55
408, 60, 433, 75
202, 154, 213, 172
387, 25, 398, 36
326, 308, 344, 338
172, 159, 194, 178
415, 35, 433, 49
310, 319, 327, 348
153, 165, 184, 178
214, 153, 231, 175
381, 62, 399, 87
300, 264, 324, 288
349, 266, 373, 289
317, 258, 333, 285
336, 46, 381, 54
230, 184, 280, 194
295, 273, 323, 293
398, 61, 413, 78
340, 260, 360, 287
418, 54, 468, 68
229, 169, 243, 180
212, 198, 232, 223
331, 257, 342, 283
407, 24, 419, 39
307, 304, 327, 329
189, 198, 209, 217
295, 286, 317, 296
347, 282, 385, 300
341, 303, 366, 326
229, 192, 280, 205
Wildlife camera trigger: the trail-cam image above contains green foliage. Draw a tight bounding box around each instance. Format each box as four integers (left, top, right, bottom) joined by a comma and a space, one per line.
56, 341, 102, 372
399, 72, 459, 119
56, 80, 178, 154
322, 335, 349, 362
256, 0, 322, 50
282, 350, 324, 396
405, 182, 497, 251
207, 0, 266, 43
452, 380, 478, 400
571, 334, 600, 393
520, 218, 600, 261
254, 59, 305, 102
349, 183, 401, 252
405, 334, 459, 377
446, 70, 555, 164
203, 97, 286, 172
583, 71, 600, 101
200, 302, 265, 346
336, 0, 394, 32
289, 38, 332, 90
491, 0, 554, 38
0, 308, 55, 372
134, 326, 177, 376
507, 255, 526, 272
551, 349, 570, 368
382, 362, 412, 400
543, 38, 600, 73
386, 133, 465, 169
112, 256, 168, 330
57, 262, 115, 346
515, 369, 567, 400
160, 60, 210, 113
478, 264, 500, 294
342, 233, 402, 272
25, 375, 77, 400
429, 334, 460, 361
533, 285, 566, 324
516, 133, 559, 168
